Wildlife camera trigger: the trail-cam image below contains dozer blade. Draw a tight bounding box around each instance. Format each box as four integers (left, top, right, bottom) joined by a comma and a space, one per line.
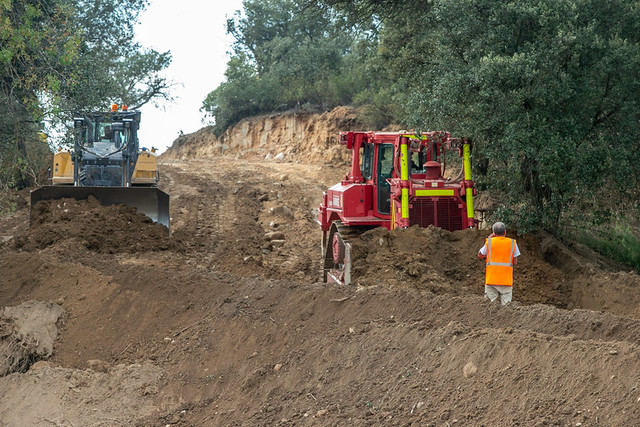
30, 186, 170, 230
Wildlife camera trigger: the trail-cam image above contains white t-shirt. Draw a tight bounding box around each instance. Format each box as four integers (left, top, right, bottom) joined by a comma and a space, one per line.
478, 239, 520, 257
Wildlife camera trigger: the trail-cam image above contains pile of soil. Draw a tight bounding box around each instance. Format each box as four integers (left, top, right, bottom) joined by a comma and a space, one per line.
352, 226, 481, 291
351, 225, 640, 317
16, 196, 176, 253
351, 226, 566, 300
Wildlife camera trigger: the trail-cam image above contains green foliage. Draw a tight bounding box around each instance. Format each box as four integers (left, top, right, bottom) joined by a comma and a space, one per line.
325, 0, 640, 234
0, 135, 51, 190
0, 0, 74, 191
576, 225, 640, 272
62, 0, 173, 112
202, 0, 387, 135
202, 53, 279, 135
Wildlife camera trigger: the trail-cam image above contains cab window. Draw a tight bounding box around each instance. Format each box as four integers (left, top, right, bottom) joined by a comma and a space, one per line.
376, 144, 394, 214
361, 143, 373, 180
410, 148, 426, 174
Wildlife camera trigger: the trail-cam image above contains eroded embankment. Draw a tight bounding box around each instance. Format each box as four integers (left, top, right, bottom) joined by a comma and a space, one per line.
163, 106, 364, 164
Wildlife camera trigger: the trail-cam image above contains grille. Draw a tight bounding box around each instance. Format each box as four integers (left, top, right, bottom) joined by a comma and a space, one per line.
81, 165, 123, 186
409, 198, 464, 231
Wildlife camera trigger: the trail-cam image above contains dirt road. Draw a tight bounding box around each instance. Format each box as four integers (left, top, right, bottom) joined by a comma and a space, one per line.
1, 157, 640, 426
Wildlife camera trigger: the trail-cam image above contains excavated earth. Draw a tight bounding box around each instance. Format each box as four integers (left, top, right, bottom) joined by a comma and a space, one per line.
1, 152, 640, 425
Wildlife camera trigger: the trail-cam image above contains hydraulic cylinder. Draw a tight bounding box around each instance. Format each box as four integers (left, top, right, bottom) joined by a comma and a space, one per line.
463, 141, 475, 224
400, 137, 410, 228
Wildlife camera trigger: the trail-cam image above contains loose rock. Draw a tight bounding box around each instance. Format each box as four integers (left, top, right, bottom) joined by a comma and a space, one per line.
269, 206, 294, 219
463, 361, 477, 378
271, 240, 286, 248
87, 360, 110, 373
264, 231, 285, 241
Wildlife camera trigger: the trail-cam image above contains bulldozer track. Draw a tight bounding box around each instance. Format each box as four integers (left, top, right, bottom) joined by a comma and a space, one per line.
322, 221, 373, 285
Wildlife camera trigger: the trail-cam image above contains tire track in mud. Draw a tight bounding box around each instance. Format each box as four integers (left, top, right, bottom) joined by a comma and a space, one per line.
161, 164, 268, 277
160, 160, 333, 282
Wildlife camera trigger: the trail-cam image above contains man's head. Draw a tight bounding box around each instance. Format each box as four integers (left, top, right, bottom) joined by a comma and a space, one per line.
492, 222, 506, 236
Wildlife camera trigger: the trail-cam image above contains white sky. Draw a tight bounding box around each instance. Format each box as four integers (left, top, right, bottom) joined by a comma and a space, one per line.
134, 0, 244, 153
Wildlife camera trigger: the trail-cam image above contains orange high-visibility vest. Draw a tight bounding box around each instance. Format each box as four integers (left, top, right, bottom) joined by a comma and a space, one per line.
485, 236, 516, 286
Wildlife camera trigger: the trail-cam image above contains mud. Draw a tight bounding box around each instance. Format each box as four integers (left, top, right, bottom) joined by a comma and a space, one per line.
1, 153, 640, 425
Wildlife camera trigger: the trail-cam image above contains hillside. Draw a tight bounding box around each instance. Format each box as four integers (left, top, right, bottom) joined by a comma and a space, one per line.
163, 106, 364, 164
1, 108, 640, 425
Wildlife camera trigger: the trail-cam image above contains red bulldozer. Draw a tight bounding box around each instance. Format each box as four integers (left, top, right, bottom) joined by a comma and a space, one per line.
318, 131, 477, 285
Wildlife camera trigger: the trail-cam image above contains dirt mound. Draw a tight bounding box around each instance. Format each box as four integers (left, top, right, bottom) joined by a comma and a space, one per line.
0, 301, 64, 376
351, 225, 479, 291
351, 225, 640, 317
16, 196, 175, 253
3, 157, 640, 425
351, 226, 565, 300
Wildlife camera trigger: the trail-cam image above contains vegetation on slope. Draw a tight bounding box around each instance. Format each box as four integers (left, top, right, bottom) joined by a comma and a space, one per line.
201, 0, 393, 134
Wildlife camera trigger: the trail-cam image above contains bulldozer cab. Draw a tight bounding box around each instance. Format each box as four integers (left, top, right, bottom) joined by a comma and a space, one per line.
75, 115, 133, 158
356, 132, 452, 219
357, 141, 394, 215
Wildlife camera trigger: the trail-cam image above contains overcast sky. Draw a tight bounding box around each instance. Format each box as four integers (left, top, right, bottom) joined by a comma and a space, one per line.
134, 0, 244, 153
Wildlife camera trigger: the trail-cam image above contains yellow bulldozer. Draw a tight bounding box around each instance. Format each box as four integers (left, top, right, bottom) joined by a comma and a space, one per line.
30, 105, 170, 228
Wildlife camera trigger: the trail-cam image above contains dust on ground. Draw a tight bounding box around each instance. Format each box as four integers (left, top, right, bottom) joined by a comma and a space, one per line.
0, 361, 166, 426
1, 155, 640, 425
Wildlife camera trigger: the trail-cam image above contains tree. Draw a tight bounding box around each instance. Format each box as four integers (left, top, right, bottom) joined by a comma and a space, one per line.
60, 0, 173, 113
202, 53, 278, 134
202, 0, 378, 134
324, 0, 640, 232
0, 0, 173, 191
0, 0, 79, 190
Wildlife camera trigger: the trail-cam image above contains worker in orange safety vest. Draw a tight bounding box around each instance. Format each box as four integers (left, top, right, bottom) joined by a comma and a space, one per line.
477, 222, 520, 305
